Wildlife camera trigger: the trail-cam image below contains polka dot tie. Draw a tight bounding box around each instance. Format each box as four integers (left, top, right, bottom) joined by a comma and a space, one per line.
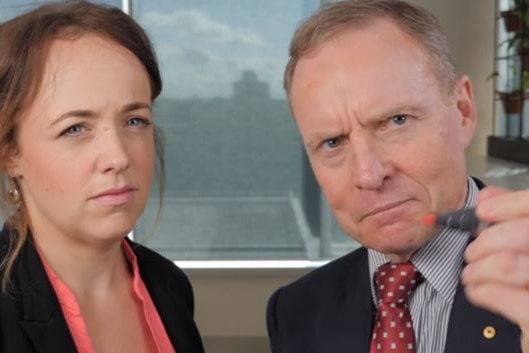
369, 261, 421, 353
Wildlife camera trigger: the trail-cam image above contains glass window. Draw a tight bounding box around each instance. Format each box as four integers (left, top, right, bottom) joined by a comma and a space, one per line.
0, 0, 121, 21
132, 0, 359, 261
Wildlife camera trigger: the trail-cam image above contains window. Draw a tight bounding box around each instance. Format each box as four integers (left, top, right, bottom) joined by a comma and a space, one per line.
0, 0, 121, 20
133, 0, 348, 261
0, 0, 360, 263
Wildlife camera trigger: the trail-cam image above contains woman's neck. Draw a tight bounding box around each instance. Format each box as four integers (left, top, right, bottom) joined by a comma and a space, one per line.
32, 229, 130, 299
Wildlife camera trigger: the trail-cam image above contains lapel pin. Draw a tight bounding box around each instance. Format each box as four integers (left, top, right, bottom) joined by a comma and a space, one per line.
483, 326, 496, 339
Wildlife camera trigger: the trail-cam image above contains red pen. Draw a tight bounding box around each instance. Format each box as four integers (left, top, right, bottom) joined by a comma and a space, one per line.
423, 207, 483, 233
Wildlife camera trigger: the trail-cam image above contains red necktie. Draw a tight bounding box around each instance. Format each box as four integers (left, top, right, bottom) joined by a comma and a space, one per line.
369, 262, 421, 353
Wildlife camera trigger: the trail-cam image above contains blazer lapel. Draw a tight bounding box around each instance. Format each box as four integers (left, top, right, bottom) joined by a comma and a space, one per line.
443, 281, 520, 353
145, 280, 201, 353
314, 249, 375, 353
15, 239, 77, 353
134, 243, 204, 353
19, 314, 78, 353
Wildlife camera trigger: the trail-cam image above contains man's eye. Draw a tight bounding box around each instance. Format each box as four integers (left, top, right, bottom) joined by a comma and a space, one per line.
323, 138, 341, 148
390, 115, 408, 125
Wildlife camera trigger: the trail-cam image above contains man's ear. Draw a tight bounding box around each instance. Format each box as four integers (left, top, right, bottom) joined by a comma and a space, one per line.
452, 75, 477, 149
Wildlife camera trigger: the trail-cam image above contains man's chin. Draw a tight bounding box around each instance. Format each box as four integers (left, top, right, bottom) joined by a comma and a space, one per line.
355, 222, 435, 258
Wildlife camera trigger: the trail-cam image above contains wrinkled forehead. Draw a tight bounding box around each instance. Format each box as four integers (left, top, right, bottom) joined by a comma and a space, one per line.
291, 18, 450, 99
293, 20, 440, 93
288, 20, 453, 138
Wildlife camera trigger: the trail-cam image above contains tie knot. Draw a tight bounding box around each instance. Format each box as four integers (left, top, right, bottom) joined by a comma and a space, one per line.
374, 261, 421, 305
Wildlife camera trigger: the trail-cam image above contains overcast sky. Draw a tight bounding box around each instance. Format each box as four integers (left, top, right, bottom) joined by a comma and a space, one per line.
0, 0, 319, 99
137, 0, 319, 99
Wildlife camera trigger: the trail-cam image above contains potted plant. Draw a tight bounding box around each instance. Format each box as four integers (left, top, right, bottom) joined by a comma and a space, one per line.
489, 0, 529, 164
501, 0, 528, 32
495, 0, 529, 115
492, 49, 528, 115
498, 89, 524, 114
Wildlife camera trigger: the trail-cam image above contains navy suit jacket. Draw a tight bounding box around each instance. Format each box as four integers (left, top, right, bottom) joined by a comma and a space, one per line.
267, 247, 521, 353
0, 227, 205, 353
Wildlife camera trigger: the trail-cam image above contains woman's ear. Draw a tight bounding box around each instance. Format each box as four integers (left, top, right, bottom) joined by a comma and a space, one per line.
1, 144, 21, 178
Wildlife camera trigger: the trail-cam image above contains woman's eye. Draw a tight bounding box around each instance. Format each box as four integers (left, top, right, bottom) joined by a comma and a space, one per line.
323, 138, 341, 149
126, 117, 151, 127
390, 115, 408, 126
59, 124, 85, 137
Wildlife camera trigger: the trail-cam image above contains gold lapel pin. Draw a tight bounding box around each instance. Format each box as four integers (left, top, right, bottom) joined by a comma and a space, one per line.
483, 326, 496, 339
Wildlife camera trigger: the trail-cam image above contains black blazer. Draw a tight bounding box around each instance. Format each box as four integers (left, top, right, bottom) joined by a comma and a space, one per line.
267, 247, 521, 353
0, 227, 205, 353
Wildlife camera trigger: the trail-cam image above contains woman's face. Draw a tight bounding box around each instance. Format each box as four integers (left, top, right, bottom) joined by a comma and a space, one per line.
9, 34, 154, 245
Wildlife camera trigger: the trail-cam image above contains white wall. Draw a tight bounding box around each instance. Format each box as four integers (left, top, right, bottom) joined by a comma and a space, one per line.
410, 0, 496, 156
188, 268, 312, 353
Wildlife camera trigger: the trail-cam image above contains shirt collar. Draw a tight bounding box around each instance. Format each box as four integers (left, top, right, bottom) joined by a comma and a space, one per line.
368, 177, 478, 304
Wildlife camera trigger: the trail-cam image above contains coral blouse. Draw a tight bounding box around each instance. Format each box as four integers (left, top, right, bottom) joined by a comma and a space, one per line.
39, 240, 176, 353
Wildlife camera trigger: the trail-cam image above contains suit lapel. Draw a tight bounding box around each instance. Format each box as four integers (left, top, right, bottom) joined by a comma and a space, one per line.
443, 281, 520, 353
314, 248, 375, 353
15, 239, 77, 353
327, 244, 521, 353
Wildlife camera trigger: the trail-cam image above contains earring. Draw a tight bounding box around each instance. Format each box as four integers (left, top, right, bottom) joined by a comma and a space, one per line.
7, 178, 20, 204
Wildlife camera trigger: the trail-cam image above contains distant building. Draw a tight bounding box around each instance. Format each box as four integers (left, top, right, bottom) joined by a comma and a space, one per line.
233, 70, 270, 100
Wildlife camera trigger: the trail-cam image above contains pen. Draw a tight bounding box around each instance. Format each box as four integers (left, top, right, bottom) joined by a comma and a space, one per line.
423, 207, 483, 233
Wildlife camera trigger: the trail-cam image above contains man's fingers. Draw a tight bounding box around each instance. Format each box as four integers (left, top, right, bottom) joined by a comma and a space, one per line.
465, 218, 529, 261
476, 189, 529, 223
464, 283, 529, 330
462, 251, 529, 288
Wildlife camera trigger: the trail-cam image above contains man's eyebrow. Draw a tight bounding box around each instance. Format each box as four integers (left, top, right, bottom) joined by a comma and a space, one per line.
49, 102, 152, 128
370, 104, 423, 120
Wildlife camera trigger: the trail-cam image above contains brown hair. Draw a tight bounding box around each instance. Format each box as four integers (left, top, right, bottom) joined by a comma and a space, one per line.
284, 0, 458, 96
0, 0, 164, 291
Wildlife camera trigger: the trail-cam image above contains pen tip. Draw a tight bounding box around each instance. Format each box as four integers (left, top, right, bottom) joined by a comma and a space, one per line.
423, 214, 436, 225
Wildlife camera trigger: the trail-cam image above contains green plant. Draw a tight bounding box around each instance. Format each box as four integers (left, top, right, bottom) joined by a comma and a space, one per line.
515, 0, 529, 10
494, 0, 529, 114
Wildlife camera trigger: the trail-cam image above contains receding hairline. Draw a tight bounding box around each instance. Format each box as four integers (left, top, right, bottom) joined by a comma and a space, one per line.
288, 17, 441, 90
285, 10, 458, 99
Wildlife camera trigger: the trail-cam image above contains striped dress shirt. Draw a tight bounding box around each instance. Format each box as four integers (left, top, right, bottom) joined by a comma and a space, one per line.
368, 177, 478, 353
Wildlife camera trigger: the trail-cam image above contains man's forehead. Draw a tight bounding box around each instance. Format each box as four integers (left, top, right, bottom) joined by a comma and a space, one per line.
294, 21, 417, 77
290, 19, 446, 105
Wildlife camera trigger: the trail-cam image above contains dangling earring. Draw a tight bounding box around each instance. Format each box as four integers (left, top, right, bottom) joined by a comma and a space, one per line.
7, 178, 20, 204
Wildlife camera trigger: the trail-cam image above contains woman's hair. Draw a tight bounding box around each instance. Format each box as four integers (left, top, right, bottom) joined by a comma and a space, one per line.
0, 0, 164, 291
284, 0, 458, 96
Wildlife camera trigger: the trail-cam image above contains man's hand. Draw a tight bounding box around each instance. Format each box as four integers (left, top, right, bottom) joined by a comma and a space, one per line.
461, 186, 529, 351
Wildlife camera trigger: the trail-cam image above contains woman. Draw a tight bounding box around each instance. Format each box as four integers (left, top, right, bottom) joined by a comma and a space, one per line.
0, 1, 204, 353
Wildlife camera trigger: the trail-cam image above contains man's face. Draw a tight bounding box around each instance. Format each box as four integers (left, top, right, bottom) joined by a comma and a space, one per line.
289, 19, 476, 262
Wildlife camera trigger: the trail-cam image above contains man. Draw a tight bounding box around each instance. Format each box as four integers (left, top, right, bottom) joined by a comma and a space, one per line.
266, 1, 529, 353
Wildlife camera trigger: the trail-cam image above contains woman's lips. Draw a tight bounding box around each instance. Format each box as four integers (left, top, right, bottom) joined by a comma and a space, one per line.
91, 187, 135, 206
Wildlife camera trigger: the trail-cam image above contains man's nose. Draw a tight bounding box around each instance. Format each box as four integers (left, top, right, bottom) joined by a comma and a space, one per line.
350, 138, 390, 190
